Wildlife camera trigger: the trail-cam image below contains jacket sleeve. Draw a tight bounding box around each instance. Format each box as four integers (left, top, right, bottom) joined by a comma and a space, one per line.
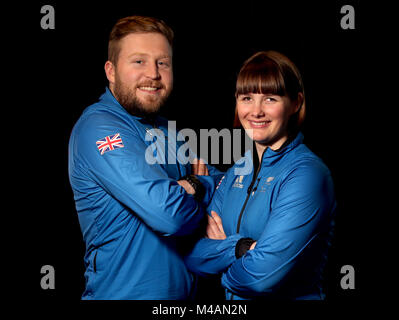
70, 112, 205, 236
195, 164, 224, 206
179, 143, 224, 207
197, 173, 223, 207
184, 174, 241, 276
221, 162, 336, 296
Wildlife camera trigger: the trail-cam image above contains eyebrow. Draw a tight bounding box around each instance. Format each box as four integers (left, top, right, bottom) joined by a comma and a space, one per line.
127, 53, 172, 60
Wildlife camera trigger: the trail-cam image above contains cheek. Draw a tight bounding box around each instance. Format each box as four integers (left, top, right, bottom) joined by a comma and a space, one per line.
236, 104, 248, 122
268, 105, 284, 119
117, 65, 141, 84
269, 104, 292, 124
128, 72, 141, 84
161, 70, 173, 87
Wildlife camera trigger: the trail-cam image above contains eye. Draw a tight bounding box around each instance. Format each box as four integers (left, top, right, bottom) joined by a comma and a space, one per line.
265, 96, 277, 103
134, 60, 144, 65
158, 60, 170, 68
238, 95, 252, 102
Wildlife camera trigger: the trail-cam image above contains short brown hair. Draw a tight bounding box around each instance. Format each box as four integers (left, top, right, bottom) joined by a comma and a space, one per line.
108, 15, 174, 65
234, 51, 306, 132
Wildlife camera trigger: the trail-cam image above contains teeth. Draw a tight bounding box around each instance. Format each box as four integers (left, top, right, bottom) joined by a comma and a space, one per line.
251, 121, 270, 126
139, 87, 158, 91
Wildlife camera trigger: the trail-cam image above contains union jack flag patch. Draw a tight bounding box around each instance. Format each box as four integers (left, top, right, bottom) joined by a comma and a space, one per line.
96, 133, 124, 155
216, 175, 225, 190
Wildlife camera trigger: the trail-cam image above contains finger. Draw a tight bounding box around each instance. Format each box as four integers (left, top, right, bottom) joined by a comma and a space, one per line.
210, 212, 226, 239
206, 224, 218, 237
210, 211, 224, 232
191, 158, 209, 176
200, 159, 209, 176
192, 158, 199, 175
249, 241, 257, 250
207, 214, 224, 238
206, 216, 219, 238
207, 214, 218, 229
194, 158, 209, 176
177, 180, 195, 194
198, 159, 207, 175
210, 211, 221, 221
204, 165, 209, 176
205, 223, 213, 238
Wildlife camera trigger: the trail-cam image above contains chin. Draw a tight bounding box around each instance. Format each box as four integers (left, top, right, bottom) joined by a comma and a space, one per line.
252, 134, 271, 143
142, 103, 162, 114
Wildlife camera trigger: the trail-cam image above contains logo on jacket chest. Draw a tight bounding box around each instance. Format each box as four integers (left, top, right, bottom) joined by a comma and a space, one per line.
258, 176, 275, 192
231, 175, 276, 192
232, 175, 245, 189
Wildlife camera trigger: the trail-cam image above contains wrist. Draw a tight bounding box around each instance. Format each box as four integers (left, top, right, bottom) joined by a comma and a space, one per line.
177, 180, 195, 194
181, 174, 205, 201
235, 237, 256, 258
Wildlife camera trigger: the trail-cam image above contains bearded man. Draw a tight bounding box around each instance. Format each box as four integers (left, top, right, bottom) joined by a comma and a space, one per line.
68, 16, 221, 300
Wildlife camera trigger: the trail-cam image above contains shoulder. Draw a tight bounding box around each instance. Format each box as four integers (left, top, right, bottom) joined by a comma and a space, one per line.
289, 144, 331, 177
72, 103, 141, 141
281, 145, 334, 194
74, 104, 119, 133
69, 104, 145, 164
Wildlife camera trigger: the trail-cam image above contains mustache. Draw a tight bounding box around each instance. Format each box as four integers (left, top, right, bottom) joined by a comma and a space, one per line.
136, 81, 164, 89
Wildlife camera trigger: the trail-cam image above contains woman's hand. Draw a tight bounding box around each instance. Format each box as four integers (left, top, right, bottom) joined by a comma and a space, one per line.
177, 180, 195, 194
192, 158, 209, 176
206, 211, 226, 240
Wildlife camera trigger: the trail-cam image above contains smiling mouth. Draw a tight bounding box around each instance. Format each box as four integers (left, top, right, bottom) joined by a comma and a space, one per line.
138, 86, 162, 93
249, 120, 272, 128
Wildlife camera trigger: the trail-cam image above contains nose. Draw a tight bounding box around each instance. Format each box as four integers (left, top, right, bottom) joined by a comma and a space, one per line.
251, 99, 265, 118
145, 61, 160, 80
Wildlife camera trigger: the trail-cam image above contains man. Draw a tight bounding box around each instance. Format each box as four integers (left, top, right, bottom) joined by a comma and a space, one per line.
68, 15, 221, 299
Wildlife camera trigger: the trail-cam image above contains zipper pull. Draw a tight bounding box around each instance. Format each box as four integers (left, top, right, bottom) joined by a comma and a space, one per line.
247, 182, 254, 194
251, 178, 261, 196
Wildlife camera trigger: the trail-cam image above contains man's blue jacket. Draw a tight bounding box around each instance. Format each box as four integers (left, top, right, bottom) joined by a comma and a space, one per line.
184, 133, 336, 300
68, 88, 221, 299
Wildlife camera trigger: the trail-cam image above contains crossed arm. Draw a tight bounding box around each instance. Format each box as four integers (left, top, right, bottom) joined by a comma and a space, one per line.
177, 158, 209, 194
207, 211, 256, 250
183, 163, 336, 297
178, 162, 253, 245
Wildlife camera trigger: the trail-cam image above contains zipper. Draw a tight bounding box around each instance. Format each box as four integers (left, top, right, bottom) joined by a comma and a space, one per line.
230, 149, 265, 300
235, 149, 265, 233
230, 140, 294, 300
251, 178, 261, 195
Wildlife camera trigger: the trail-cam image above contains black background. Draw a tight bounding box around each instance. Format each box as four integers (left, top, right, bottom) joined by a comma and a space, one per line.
9, 0, 386, 310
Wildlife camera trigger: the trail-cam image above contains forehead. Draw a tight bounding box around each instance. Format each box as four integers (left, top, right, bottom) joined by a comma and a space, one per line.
118, 32, 172, 58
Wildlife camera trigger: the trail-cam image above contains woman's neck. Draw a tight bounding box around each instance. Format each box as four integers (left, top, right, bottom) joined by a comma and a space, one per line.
255, 135, 289, 162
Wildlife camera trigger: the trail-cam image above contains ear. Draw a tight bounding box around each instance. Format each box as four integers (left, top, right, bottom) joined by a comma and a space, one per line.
104, 61, 115, 85
293, 92, 304, 113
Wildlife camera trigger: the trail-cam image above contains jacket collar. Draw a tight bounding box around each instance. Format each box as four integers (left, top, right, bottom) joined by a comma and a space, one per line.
259, 132, 304, 167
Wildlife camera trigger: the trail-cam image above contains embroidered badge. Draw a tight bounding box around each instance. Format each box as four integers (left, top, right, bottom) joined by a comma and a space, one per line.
232, 175, 245, 189
259, 176, 275, 192
216, 175, 225, 190
96, 133, 124, 155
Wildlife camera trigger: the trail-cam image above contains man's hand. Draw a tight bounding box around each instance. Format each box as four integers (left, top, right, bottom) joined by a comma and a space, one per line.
192, 158, 209, 176
206, 211, 226, 240
177, 180, 195, 194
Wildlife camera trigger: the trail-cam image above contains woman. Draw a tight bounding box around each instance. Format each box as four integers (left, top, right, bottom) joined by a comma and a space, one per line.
184, 51, 336, 300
